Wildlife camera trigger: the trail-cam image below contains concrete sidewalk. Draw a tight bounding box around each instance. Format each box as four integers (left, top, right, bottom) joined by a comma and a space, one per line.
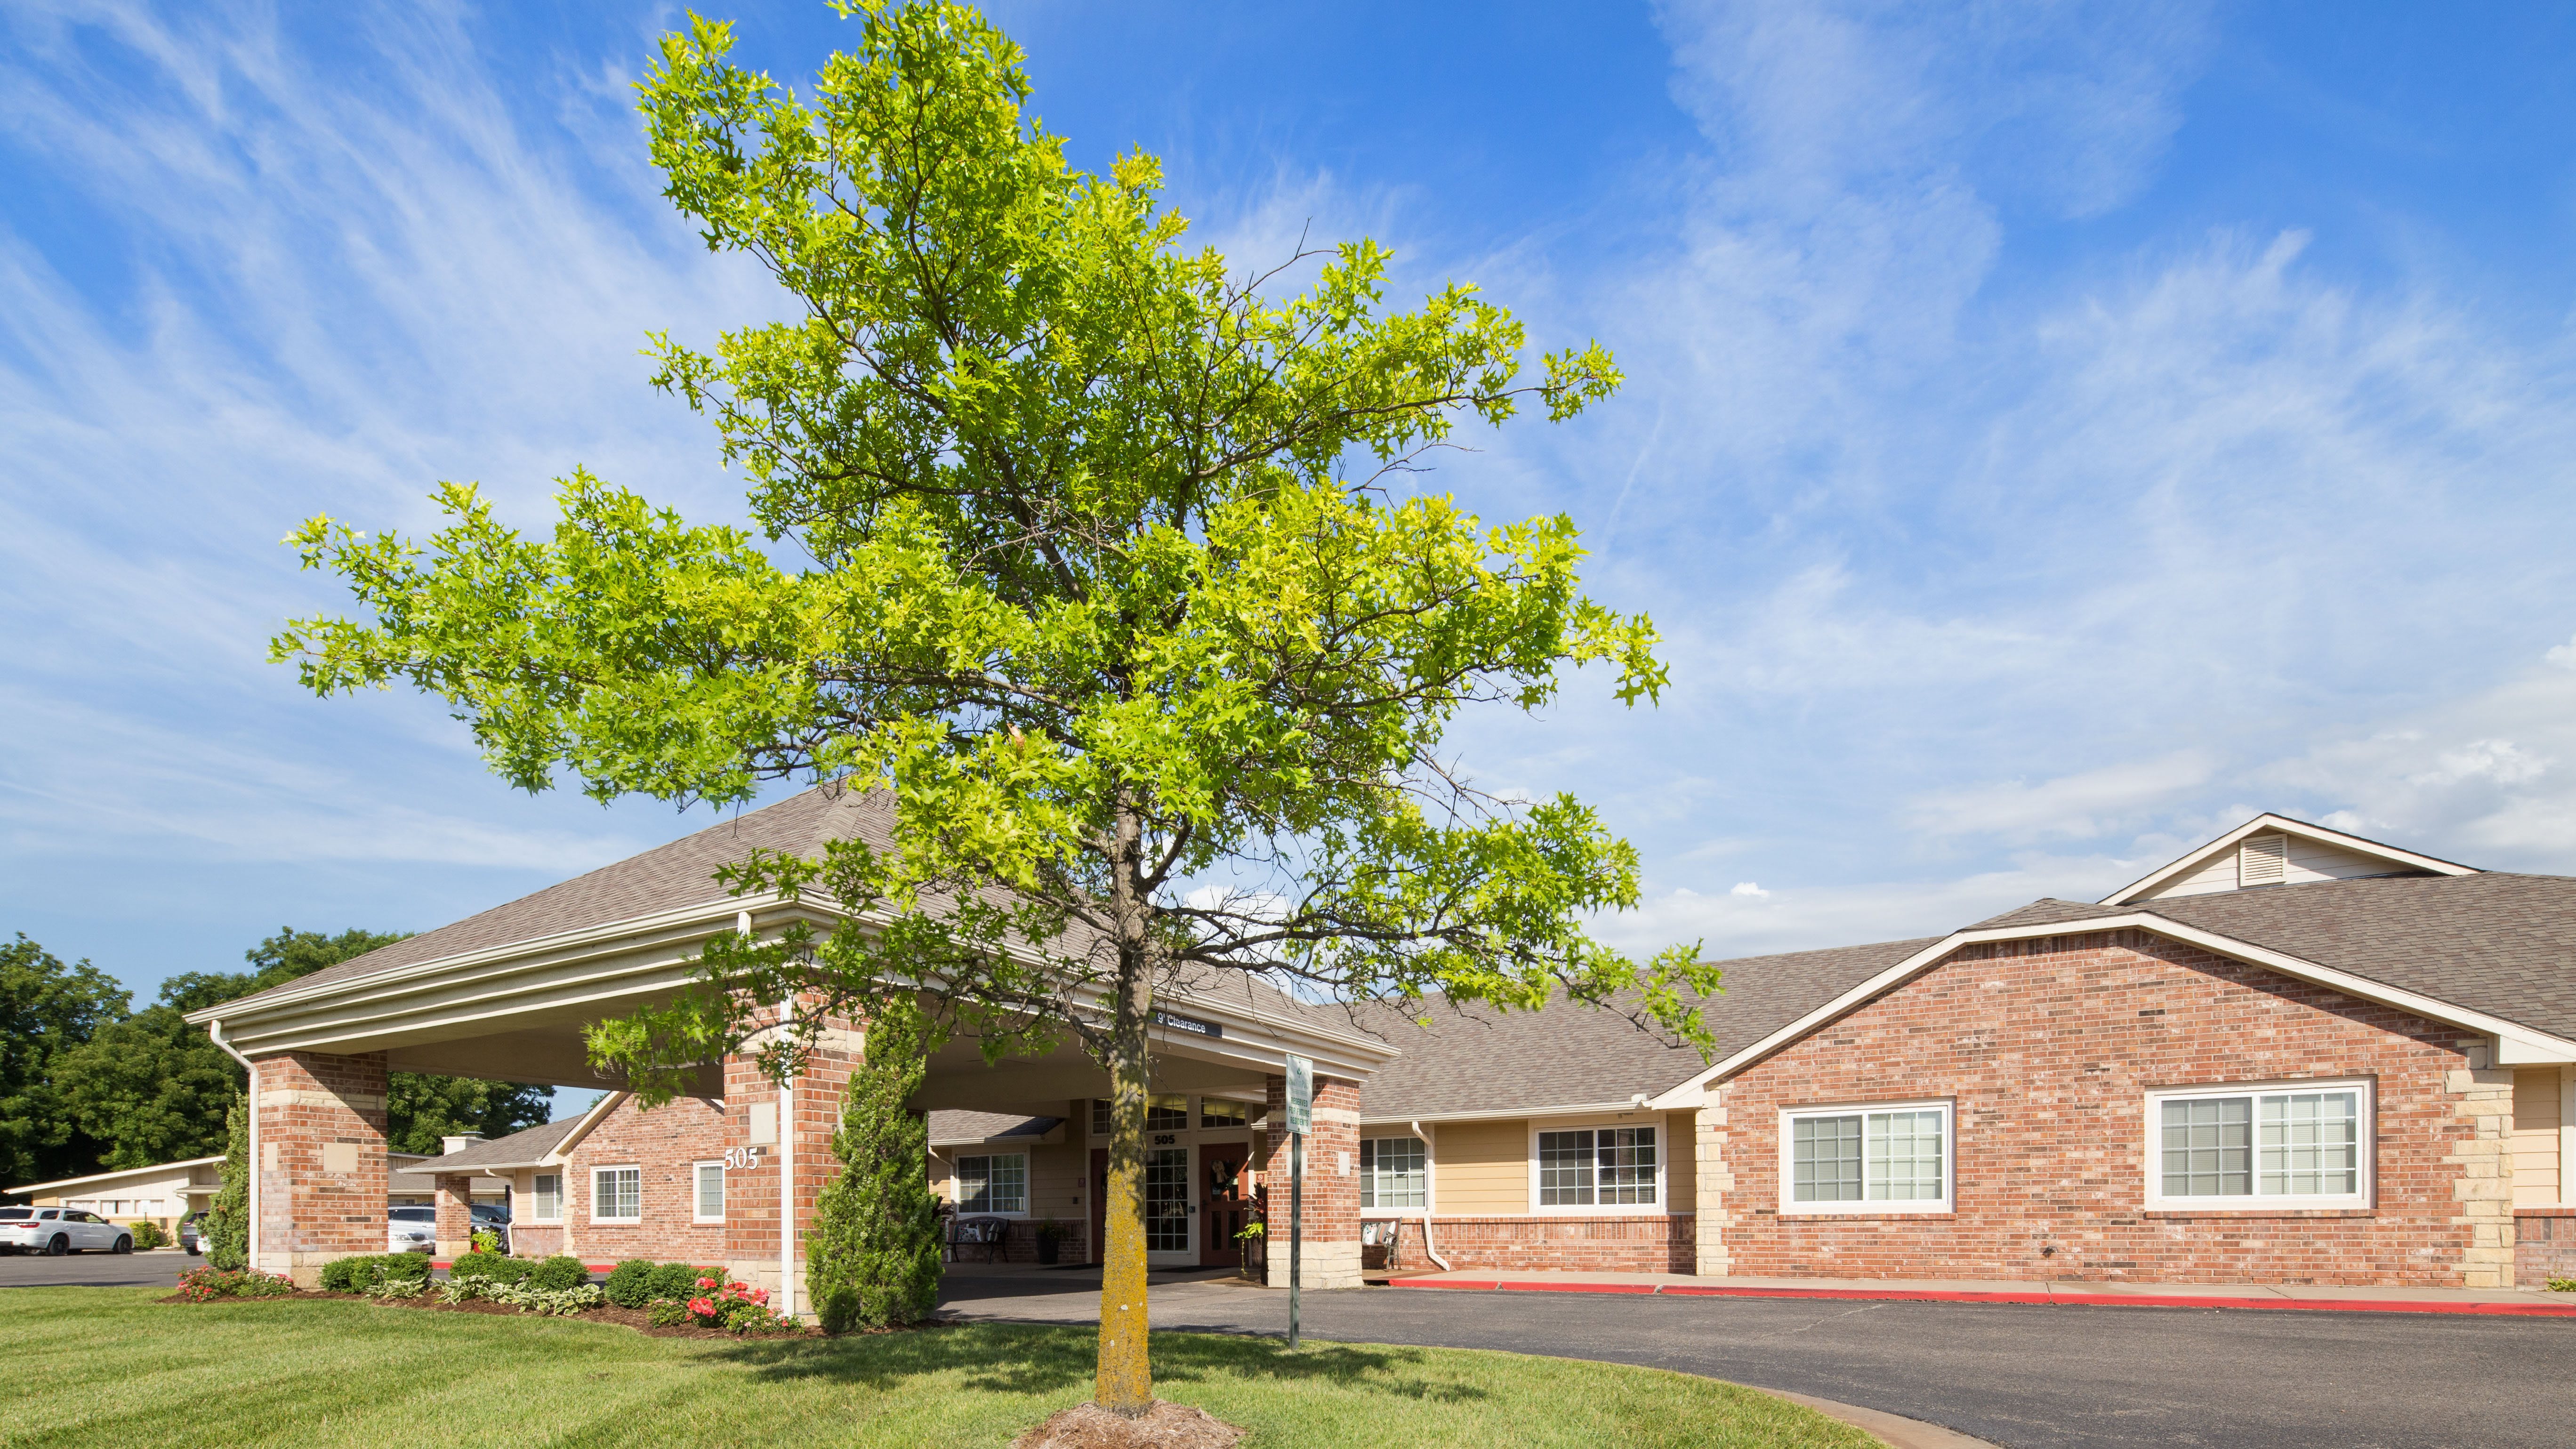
1381, 1268, 2576, 1315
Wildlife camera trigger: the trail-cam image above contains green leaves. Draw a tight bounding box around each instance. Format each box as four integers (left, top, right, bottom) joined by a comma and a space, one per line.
281, 1, 1715, 1090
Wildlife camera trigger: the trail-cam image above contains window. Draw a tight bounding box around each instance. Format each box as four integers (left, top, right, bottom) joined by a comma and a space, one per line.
1779, 1102, 1953, 1214
955, 1154, 1028, 1215
1535, 1125, 1658, 1208
2147, 1081, 2370, 1208
1200, 1097, 1249, 1129
1145, 1095, 1191, 1132
1360, 1137, 1427, 1210
530, 1174, 562, 1223
591, 1166, 642, 1223
693, 1162, 724, 1222
1092, 1098, 1111, 1137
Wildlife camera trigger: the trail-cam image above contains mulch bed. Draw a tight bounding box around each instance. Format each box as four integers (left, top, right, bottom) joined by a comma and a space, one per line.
1014, 1402, 1244, 1449
156, 1288, 818, 1339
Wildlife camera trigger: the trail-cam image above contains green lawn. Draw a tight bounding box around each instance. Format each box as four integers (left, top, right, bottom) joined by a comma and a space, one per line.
0, 1288, 1878, 1448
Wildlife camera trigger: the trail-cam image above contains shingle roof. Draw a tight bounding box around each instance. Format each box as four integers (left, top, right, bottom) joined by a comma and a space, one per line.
389, 1116, 586, 1174
1966, 898, 2136, 931
2134, 873, 2576, 1043
928, 1111, 1063, 1144
219, 788, 902, 1011
1352, 937, 1943, 1120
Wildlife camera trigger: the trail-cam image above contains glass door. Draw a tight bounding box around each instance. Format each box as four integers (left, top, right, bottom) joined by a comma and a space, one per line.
1143, 1146, 1193, 1265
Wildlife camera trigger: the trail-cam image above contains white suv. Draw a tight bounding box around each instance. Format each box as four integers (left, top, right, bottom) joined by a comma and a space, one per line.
0, 1208, 129, 1256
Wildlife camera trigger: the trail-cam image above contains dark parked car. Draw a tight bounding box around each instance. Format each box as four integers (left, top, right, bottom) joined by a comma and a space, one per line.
179, 1211, 204, 1256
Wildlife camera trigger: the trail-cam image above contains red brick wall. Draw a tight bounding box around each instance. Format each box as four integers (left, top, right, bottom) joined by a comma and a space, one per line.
254, 1050, 387, 1278
722, 1000, 862, 1308
2516, 1210, 2576, 1287
559, 1094, 730, 1264
1259, 1073, 1362, 1286
1377, 1214, 1694, 1274
1713, 929, 2480, 1287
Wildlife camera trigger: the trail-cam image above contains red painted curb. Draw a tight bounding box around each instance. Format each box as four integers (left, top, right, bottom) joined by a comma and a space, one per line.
428, 1261, 619, 1273
1383, 1277, 2576, 1318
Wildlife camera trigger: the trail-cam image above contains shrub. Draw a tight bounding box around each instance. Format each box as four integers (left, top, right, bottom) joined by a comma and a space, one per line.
527, 1255, 590, 1292
174, 1265, 295, 1301
321, 1253, 433, 1295
645, 1261, 708, 1301
129, 1220, 168, 1251
469, 1227, 504, 1255
2551, 1276, 2576, 1293
447, 1253, 533, 1287
604, 1258, 657, 1308
476, 1280, 605, 1316
807, 995, 942, 1331
655, 1276, 797, 1335
201, 1097, 250, 1271
645, 1297, 692, 1328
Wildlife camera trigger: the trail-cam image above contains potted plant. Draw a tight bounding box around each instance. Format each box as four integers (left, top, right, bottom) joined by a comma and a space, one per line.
1236, 1218, 1265, 1280
1033, 1218, 1067, 1266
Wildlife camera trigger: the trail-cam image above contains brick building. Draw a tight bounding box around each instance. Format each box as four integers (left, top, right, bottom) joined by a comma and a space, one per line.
184, 797, 2576, 1297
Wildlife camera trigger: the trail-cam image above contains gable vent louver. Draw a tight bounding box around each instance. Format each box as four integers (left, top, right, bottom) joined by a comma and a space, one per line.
2238, 833, 2288, 887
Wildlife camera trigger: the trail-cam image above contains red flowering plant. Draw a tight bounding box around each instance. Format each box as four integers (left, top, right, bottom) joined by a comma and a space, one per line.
646, 1274, 792, 1333
175, 1265, 296, 1301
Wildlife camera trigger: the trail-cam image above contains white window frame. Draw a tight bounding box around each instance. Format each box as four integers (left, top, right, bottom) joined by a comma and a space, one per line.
953, 1152, 1029, 1217
692, 1161, 725, 1223
1526, 1118, 1665, 1215
1776, 1099, 1956, 1216
2143, 1078, 2374, 1211
1360, 1135, 1431, 1215
589, 1164, 643, 1224
527, 1172, 564, 1224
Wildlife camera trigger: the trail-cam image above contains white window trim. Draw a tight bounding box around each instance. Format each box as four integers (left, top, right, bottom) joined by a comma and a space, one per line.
526, 1171, 564, 1225
1359, 1135, 1433, 1217
589, 1164, 643, 1224
1777, 1099, 1956, 1216
2143, 1078, 2375, 1212
1526, 1117, 1666, 1216
953, 1151, 1030, 1218
691, 1160, 725, 1224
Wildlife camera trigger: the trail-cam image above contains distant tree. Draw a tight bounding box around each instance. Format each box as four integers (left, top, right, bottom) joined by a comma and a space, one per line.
0, 935, 128, 1186
201, 1095, 249, 1270
806, 996, 943, 1332
383, 1074, 553, 1155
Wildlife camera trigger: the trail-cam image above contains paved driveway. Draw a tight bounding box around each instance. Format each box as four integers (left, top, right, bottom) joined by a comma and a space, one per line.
941, 1274, 2576, 1449
0, 1248, 195, 1289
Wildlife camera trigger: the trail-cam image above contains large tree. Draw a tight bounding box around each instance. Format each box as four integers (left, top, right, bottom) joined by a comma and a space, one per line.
0, 936, 128, 1185
274, 1, 1708, 1414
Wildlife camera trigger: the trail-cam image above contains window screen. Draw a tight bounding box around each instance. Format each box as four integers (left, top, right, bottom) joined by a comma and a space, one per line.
1788, 1107, 1946, 1206
2157, 1088, 2360, 1200
1360, 1137, 1427, 1209
1539, 1127, 1658, 1207
531, 1175, 562, 1221
695, 1162, 724, 1220
593, 1167, 641, 1220
957, 1154, 1028, 1215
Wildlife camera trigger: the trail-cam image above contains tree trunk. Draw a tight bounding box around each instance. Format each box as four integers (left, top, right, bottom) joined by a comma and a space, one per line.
1095, 803, 1155, 1415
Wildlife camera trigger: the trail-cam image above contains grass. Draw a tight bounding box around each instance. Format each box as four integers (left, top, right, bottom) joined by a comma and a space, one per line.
0, 1288, 1878, 1448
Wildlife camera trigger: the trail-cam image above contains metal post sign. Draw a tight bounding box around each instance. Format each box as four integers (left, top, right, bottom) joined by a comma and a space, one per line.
1284, 1053, 1313, 1135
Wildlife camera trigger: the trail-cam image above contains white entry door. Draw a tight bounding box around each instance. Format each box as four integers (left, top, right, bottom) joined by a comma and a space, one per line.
1143, 1145, 1194, 1267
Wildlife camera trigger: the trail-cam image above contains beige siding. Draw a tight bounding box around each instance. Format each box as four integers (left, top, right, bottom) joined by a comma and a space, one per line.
2149, 833, 2418, 900
1027, 1140, 1087, 1226
1665, 1112, 1695, 1213
2513, 1068, 2563, 1208
1431, 1118, 1528, 1214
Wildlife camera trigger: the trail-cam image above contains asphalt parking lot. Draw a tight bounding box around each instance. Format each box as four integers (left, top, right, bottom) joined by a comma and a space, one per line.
941, 1273, 2576, 1449
0, 1247, 196, 1288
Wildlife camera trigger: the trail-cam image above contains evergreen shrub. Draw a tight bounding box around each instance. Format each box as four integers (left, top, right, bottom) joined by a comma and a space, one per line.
527, 1255, 590, 1291
605, 1258, 656, 1307
807, 996, 942, 1332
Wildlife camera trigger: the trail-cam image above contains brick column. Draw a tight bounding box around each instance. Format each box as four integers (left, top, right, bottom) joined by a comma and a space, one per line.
252, 1050, 388, 1286
433, 1174, 474, 1259
723, 999, 861, 1319
1260, 1072, 1362, 1290
1694, 1097, 1732, 1278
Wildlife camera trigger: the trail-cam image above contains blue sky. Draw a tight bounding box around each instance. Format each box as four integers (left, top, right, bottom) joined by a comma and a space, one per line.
9, 1, 2576, 1114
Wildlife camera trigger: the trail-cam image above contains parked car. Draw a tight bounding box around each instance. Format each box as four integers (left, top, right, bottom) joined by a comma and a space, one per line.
179, 1211, 203, 1256
387, 1206, 435, 1255
0, 1208, 130, 1256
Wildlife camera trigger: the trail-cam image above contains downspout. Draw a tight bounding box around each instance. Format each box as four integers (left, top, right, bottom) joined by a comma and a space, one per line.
1409, 1120, 1452, 1272
207, 1020, 257, 1270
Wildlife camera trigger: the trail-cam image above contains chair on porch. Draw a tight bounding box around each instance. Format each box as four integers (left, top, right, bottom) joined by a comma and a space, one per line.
947, 1214, 1010, 1264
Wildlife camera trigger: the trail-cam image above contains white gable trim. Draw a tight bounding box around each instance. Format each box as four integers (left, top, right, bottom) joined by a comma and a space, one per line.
2097, 814, 2477, 907
1645, 911, 2576, 1110
544, 1090, 632, 1165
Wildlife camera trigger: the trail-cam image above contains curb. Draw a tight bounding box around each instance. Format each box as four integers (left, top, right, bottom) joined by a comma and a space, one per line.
1384, 1277, 2576, 1318
1767, 1389, 1998, 1449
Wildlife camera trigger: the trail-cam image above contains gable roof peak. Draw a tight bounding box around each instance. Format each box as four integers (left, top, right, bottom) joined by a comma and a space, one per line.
2097, 813, 2478, 908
